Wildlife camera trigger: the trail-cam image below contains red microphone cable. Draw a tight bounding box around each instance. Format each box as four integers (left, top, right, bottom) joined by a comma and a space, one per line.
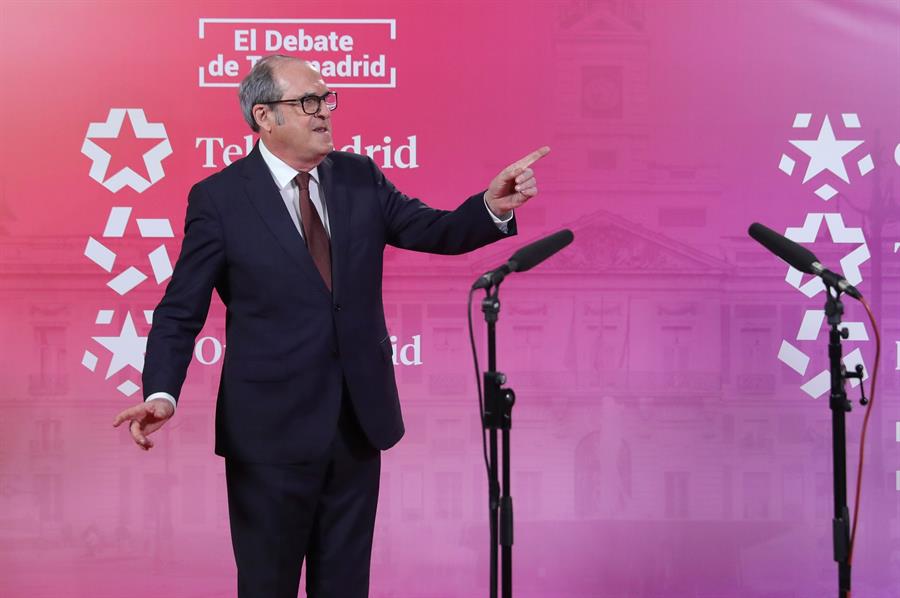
847, 296, 881, 567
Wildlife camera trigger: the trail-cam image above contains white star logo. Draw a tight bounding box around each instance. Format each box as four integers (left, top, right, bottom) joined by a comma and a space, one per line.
789, 115, 863, 183
83, 206, 175, 296
782, 213, 869, 298
774, 213, 871, 399
91, 312, 147, 378
81, 108, 172, 193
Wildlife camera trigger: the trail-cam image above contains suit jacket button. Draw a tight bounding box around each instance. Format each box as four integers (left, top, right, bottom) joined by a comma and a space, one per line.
334, 303, 342, 312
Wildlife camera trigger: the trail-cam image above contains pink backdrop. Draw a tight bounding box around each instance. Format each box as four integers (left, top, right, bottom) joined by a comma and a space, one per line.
2, 1, 900, 596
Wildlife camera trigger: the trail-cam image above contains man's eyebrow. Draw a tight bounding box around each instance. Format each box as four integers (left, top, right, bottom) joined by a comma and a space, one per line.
295, 90, 328, 98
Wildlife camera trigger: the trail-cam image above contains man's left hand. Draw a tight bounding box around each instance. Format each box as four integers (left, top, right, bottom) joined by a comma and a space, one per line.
484, 146, 551, 218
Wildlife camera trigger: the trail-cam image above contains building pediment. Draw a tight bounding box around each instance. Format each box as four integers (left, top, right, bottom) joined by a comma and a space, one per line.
557, 0, 646, 35
476, 210, 727, 275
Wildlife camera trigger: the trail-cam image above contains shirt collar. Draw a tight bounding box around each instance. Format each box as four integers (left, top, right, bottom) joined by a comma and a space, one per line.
258, 138, 319, 190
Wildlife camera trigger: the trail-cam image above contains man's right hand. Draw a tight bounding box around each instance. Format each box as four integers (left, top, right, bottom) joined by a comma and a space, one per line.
112, 399, 175, 451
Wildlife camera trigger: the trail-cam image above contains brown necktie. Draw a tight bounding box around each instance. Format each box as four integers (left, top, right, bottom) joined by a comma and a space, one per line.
296, 172, 332, 291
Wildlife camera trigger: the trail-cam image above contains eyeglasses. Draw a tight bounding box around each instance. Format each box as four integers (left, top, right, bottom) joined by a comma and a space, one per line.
263, 91, 338, 115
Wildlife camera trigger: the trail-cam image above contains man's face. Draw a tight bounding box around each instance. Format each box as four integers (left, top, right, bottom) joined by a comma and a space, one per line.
267, 60, 334, 166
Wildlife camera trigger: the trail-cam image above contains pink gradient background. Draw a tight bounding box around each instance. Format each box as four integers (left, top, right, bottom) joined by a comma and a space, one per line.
1, 1, 899, 596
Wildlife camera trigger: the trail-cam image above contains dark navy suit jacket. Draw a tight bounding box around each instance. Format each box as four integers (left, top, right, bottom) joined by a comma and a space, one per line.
142, 145, 515, 463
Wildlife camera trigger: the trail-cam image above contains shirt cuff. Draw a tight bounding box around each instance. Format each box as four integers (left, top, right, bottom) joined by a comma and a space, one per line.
483, 194, 514, 233
145, 392, 177, 411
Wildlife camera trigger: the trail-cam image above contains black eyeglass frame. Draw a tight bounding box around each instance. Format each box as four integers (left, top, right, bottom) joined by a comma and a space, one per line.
261, 91, 338, 115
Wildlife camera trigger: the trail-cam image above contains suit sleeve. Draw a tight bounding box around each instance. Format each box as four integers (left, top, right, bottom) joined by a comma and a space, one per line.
370, 158, 517, 253
142, 182, 226, 403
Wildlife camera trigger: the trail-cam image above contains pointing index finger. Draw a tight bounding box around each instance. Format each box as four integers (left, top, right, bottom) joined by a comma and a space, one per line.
511, 146, 550, 171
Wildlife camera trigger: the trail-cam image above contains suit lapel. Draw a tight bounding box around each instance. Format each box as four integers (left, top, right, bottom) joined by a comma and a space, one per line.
317, 155, 350, 300
240, 144, 331, 299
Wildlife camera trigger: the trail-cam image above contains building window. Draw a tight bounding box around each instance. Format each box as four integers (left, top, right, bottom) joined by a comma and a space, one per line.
31, 418, 62, 454
516, 471, 542, 520
31, 326, 67, 395
581, 65, 623, 118
660, 325, 692, 388
737, 327, 775, 394
401, 469, 424, 521
782, 467, 804, 520
34, 473, 63, 522
435, 471, 463, 520
575, 432, 602, 518
664, 471, 690, 519
743, 472, 772, 520
182, 465, 206, 525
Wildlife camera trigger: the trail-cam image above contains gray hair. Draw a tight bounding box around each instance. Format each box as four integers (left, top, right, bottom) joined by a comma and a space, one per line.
238, 55, 296, 132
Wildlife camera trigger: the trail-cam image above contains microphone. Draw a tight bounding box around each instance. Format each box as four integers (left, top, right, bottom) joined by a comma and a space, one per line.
473, 229, 575, 290
748, 222, 862, 299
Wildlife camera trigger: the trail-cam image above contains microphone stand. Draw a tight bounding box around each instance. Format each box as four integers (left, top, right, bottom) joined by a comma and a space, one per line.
823, 283, 866, 598
481, 283, 516, 598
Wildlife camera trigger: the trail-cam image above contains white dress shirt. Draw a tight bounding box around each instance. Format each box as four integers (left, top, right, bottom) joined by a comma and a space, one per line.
258, 138, 332, 238
146, 141, 512, 412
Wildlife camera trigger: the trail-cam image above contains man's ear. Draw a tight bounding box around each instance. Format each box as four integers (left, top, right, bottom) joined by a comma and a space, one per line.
253, 104, 270, 132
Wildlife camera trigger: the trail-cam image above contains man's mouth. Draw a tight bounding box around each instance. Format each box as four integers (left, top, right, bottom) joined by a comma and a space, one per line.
313, 126, 330, 134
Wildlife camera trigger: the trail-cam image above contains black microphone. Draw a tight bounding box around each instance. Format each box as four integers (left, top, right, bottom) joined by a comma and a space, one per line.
473, 229, 575, 290
748, 222, 862, 299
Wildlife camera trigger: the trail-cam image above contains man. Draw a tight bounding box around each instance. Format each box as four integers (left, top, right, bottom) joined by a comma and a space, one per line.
113, 55, 548, 597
